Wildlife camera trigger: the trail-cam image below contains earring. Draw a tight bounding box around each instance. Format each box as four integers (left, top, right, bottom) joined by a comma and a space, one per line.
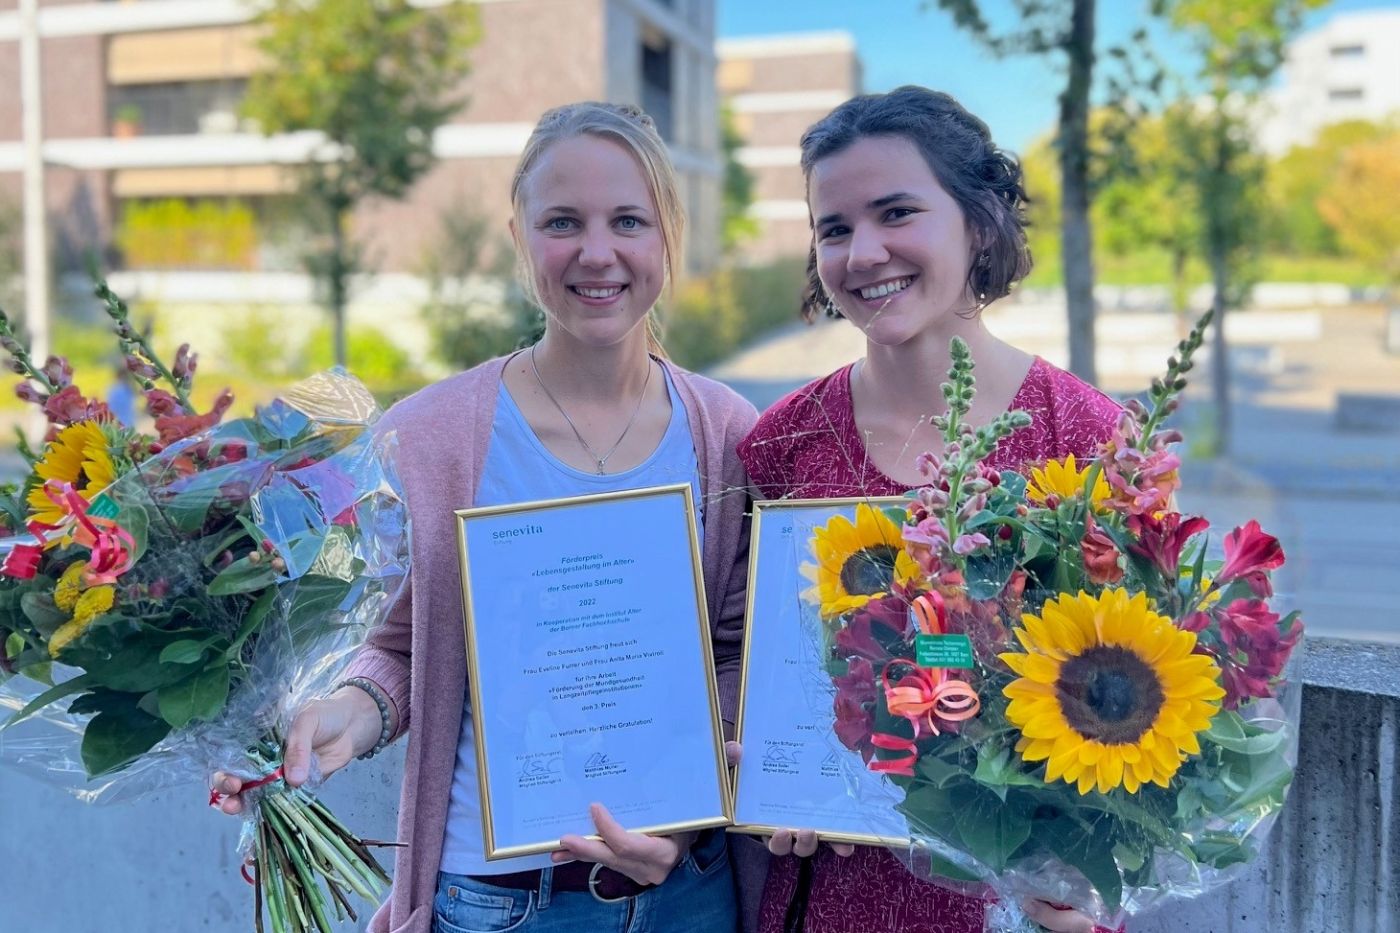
825, 296, 840, 318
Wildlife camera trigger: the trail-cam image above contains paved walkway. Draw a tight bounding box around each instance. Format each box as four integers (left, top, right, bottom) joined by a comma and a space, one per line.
710, 304, 1400, 645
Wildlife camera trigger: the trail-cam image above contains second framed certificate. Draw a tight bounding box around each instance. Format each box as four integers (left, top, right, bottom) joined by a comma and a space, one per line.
731, 497, 912, 846
456, 484, 731, 860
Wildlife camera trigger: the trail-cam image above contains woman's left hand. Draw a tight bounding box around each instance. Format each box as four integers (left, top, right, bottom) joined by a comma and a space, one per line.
554, 802, 695, 886
1020, 899, 1101, 933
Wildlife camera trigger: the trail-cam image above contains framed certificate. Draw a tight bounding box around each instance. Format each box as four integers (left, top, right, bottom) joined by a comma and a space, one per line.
456, 483, 731, 860
730, 497, 912, 846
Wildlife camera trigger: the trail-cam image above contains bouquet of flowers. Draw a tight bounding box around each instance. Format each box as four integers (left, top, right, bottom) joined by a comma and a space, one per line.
801, 313, 1301, 929
0, 282, 410, 933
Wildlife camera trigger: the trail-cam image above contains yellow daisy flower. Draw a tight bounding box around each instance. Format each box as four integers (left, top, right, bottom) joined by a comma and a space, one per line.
26, 420, 117, 527
48, 585, 116, 657
1026, 454, 1111, 510
54, 561, 89, 613
1000, 588, 1224, 795
803, 502, 920, 618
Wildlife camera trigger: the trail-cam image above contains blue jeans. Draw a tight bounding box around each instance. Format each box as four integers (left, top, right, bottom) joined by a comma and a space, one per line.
433, 830, 736, 933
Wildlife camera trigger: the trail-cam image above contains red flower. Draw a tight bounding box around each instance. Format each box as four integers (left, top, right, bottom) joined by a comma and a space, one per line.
1128, 511, 1210, 578
834, 595, 908, 663
1082, 514, 1124, 585
43, 385, 111, 427
1196, 599, 1303, 709
155, 389, 234, 445
1217, 521, 1285, 595
832, 657, 877, 760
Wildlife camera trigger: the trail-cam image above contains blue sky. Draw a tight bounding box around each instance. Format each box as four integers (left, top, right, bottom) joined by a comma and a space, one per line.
718, 0, 1399, 154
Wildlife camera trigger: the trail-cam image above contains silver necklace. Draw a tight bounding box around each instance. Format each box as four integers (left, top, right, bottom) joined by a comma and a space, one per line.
529, 344, 654, 475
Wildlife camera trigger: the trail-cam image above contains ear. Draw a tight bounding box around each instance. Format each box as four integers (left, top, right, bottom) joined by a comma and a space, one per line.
508, 217, 519, 246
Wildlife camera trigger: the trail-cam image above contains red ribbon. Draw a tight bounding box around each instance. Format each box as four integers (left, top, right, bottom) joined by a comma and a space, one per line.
207, 766, 284, 808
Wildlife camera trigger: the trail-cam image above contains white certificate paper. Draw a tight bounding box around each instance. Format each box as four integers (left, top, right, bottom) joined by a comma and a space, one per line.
457, 484, 730, 859
732, 498, 910, 845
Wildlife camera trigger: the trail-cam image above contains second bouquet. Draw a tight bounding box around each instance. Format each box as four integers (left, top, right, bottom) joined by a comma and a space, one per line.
796, 315, 1301, 930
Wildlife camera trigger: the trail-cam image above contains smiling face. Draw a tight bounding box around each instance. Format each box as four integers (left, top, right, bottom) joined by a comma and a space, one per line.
808, 134, 980, 347
514, 133, 666, 348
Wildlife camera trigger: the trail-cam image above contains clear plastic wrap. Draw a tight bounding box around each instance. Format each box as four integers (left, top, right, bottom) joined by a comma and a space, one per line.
791, 322, 1303, 930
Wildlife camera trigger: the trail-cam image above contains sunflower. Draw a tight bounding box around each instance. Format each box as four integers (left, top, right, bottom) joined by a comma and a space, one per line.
803, 503, 920, 617
1026, 454, 1111, 510
54, 561, 89, 613
1000, 588, 1224, 795
48, 584, 116, 657
27, 420, 118, 527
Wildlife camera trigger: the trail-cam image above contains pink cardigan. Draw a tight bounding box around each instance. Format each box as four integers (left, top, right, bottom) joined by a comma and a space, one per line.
345, 355, 758, 933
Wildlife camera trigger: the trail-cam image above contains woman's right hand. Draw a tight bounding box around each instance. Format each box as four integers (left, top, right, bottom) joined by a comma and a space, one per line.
212, 684, 386, 815
766, 829, 855, 859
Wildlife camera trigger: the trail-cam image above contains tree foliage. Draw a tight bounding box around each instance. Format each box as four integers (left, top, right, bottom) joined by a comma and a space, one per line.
241, 0, 481, 367
1317, 134, 1400, 285
927, 0, 1163, 384
1159, 0, 1326, 455
1266, 120, 1394, 256
720, 105, 760, 256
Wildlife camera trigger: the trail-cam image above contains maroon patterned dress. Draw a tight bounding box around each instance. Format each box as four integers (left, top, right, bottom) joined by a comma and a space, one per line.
736, 358, 1123, 933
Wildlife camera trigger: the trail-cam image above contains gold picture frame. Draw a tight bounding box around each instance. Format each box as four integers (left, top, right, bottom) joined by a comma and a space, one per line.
456, 483, 732, 860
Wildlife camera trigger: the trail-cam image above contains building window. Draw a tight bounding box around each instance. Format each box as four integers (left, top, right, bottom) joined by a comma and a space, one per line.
641, 31, 674, 142
1327, 88, 1364, 102
1329, 44, 1365, 58
108, 80, 248, 137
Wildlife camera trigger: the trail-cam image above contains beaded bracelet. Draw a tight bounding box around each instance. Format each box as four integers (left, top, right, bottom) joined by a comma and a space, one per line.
340, 677, 393, 760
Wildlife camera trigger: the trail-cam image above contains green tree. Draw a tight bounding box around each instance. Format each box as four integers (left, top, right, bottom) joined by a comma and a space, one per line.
1266, 119, 1392, 256
929, 0, 1161, 384
419, 204, 542, 371
1317, 133, 1400, 287
1163, 0, 1326, 455
241, 0, 481, 367
1095, 109, 1200, 317
720, 105, 760, 257
0, 196, 18, 314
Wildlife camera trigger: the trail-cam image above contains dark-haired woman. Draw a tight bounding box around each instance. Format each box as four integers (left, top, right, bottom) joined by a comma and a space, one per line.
737, 86, 1122, 933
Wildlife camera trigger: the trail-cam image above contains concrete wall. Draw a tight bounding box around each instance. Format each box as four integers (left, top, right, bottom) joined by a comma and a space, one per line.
3, 639, 1395, 931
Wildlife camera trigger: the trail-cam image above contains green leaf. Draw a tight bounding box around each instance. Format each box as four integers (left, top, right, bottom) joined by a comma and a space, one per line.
1, 673, 95, 729
228, 588, 277, 658
80, 694, 172, 777
952, 785, 1034, 872
965, 548, 1017, 600
114, 500, 150, 566
5, 631, 24, 661
1191, 831, 1256, 870
159, 639, 214, 665
58, 615, 207, 692
20, 592, 67, 638
1037, 814, 1125, 913
971, 746, 1047, 799
156, 663, 231, 729
1205, 711, 1287, 756
998, 471, 1028, 501
206, 555, 278, 596
285, 574, 353, 636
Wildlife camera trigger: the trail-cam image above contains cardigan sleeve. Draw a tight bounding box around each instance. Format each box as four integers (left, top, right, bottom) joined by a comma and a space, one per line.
342, 577, 413, 738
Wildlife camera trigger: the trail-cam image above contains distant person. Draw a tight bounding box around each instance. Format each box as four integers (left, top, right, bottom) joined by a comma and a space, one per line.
214, 102, 753, 933
105, 364, 138, 426
737, 86, 1123, 933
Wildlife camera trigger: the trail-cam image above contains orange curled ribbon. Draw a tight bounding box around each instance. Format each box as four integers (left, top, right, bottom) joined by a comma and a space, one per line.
912, 591, 947, 636
880, 660, 981, 739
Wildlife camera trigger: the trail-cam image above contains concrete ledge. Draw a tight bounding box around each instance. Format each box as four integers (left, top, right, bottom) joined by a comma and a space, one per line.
1335, 393, 1400, 432
1132, 637, 1400, 932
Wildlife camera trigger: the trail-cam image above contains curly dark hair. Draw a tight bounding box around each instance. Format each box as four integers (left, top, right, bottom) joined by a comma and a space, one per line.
798, 86, 1032, 321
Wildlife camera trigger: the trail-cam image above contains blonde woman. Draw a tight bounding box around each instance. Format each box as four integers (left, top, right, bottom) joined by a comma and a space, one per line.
217, 102, 754, 933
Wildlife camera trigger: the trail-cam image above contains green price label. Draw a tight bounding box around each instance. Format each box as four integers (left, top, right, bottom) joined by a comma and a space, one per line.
915, 634, 975, 669
87, 493, 120, 520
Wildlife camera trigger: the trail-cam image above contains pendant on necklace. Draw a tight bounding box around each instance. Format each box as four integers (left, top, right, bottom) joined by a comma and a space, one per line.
596, 462, 607, 475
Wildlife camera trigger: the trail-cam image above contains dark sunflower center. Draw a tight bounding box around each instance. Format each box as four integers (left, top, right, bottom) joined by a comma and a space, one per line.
1055, 645, 1165, 744
839, 544, 901, 597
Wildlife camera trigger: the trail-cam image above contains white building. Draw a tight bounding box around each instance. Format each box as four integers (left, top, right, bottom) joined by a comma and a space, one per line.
1260, 8, 1400, 155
